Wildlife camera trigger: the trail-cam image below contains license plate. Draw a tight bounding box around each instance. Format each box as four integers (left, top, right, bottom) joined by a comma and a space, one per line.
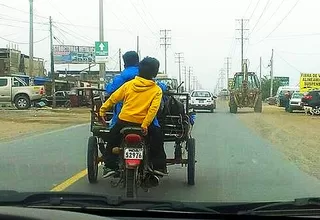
199, 100, 204, 103
124, 148, 143, 159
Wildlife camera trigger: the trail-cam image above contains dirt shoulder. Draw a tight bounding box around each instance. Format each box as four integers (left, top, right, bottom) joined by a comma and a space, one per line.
235, 103, 320, 180
0, 107, 90, 142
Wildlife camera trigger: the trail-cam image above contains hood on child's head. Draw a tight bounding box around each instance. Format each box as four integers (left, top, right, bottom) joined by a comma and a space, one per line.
131, 76, 158, 93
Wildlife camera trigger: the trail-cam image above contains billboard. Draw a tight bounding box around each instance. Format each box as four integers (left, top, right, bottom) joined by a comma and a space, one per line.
274, 76, 289, 86
299, 73, 320, 92
53, 45, 95, 64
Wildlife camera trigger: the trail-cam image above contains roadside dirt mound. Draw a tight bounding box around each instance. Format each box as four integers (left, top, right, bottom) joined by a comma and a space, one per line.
0, 108, 90, 142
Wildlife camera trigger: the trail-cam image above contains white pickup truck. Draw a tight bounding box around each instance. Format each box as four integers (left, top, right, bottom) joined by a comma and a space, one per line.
0, 76, 45, 109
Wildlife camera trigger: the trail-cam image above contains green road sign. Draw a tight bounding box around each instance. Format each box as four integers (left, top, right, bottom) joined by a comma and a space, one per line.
95, 41, 108, 56
274, 76, 289, 86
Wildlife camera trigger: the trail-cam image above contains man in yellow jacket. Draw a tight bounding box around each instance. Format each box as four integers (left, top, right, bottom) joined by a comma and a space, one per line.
99, 57, 167, 177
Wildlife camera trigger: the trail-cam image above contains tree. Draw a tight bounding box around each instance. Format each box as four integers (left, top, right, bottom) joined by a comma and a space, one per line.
260, 75, 282, 100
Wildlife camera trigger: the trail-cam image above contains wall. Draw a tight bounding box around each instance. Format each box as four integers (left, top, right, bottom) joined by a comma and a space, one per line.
22, 56, 45, 77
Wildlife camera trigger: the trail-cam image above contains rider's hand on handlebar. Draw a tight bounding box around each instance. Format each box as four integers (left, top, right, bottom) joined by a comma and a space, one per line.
141, 126, 148, 136
99, 107, 107, 124
99, 114, 107, 126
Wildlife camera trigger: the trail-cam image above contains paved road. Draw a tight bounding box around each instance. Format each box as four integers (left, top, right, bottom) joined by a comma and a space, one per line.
1, 105, 320, 202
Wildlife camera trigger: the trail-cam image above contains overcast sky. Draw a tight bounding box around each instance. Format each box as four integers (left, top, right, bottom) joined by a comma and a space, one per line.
0, 0, 318, 90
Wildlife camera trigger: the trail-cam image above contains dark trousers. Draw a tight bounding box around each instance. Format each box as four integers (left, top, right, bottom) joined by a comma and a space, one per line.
284, 98, 290, 111
103, 120, 166, 170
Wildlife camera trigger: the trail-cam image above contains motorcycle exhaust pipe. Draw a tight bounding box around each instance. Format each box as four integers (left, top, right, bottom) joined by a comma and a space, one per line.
144, 173, 159, 188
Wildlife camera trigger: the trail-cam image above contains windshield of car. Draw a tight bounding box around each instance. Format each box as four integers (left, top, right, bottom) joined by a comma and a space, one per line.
292, 93, 303, 98
191, 91, 211, 97
155, 78, 178, 90
2, 0, 320, 217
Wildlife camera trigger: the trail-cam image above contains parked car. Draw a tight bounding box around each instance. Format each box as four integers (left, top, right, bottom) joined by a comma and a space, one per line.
288, 92, 304, 113
265, 96, 277, 105
40, 91, 72, 107
190, 90, 216, 113
0, 76, 45, 109
301, 90, 320, 114
275, 86, 299, 107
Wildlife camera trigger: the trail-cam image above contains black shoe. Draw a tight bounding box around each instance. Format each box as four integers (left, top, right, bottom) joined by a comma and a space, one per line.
102, 167, 116, 178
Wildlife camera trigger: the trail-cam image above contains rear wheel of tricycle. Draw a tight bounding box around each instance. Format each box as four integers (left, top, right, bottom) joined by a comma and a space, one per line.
187, 137, 196, 186
125, 168, 137, 198
87, 136, 98, 184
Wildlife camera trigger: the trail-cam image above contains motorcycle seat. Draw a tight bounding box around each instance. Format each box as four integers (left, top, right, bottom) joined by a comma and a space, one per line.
120, 127, 143, 136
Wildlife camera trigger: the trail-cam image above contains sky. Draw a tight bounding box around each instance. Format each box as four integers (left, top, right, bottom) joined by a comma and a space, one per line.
0, 0, 318, 91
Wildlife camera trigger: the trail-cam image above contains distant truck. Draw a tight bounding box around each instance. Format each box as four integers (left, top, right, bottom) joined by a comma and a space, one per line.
0, 76, 45, 109
155, 74, 181, 93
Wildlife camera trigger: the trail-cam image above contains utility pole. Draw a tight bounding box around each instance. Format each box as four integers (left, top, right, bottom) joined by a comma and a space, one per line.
236, 19, 249, 72
225, 57, 231, 88
219, 68, 226, 90
182, 66, 187, 92
188, 67, 193, 92
192, 75, 196, 91
259, 56, 262, 89
175, 52, 184, 85
49, 16, 56, 108
270, 49, 274, 97
99, 0, 105, 88
160, 29, 171, 75
29, 0, 34, 76
137, 36, 140, 59
119, 48, 122, 71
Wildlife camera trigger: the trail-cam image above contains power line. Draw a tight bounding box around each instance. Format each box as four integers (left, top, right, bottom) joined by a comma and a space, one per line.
251, 0, 300, 45
53, 26, 73, 44
46, 0, 74, 25
0, 22, 46, 31
140, 0, 160, 29
129, 0, 157, 36
109, 9, 135, 36
46, 0, 98, 44
0, 35, 48, 45
243, 0, 253, 18
53, 23, 93, 44
0, 3, 47, 20
254, 0, 285, 33
0, 16, 47, 25
249, 0, 271, 35
54, 25, 91, 45
278, 50, 320, 55
0, 7, 117, 31
274, 50, 301, 73
248, 0, 261, 21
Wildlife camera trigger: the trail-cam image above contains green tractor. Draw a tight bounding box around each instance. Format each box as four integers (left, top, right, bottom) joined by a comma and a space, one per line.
229, 62, 262, 114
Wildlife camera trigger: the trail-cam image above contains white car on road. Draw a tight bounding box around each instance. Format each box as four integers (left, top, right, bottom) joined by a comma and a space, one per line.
288, 92, 304, 113
190, 90, 216, 113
